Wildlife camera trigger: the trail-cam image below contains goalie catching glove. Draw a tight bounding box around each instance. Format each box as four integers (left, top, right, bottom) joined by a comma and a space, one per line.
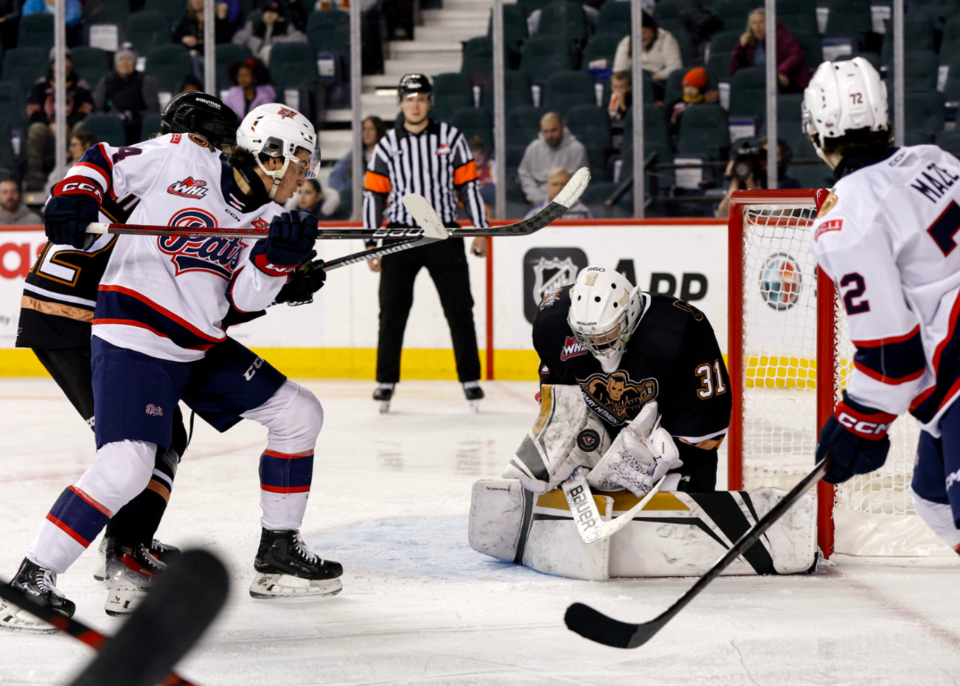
588, 401, 682, 497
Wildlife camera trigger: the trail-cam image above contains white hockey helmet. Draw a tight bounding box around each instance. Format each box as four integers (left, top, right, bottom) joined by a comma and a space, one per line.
802, 57, 890, 162
567, 267, 644, 372
236, 104, 320, 199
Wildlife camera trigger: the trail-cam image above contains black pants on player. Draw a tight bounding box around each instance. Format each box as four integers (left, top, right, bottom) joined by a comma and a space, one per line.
376, 228, 481, 384
32, 346, 187, 548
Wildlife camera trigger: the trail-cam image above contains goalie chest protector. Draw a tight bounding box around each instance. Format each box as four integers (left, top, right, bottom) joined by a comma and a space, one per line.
533, 286, 731, 449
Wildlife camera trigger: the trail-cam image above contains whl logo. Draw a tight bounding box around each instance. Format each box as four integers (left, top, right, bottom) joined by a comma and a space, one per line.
168, 177, 209, 199
560, 335, 588, 361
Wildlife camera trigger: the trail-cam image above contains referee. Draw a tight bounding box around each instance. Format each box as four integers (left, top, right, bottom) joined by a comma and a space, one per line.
363, 73, 489, 411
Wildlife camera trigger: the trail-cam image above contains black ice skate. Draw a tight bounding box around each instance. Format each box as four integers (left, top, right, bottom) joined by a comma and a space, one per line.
464, 383, 484, 413
373, 384, 394, 414
94, 535, 180, 581
103, 541, 166, 617
0, 558, 76, 634
250, 529, 342, 599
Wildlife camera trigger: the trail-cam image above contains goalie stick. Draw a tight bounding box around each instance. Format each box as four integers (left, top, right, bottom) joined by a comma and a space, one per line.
564, 456, 832, 649
561, 468, 666, 545
83, 168, 592, 240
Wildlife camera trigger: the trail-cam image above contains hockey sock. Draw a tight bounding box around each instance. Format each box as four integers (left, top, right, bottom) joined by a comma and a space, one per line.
27, 440, 156, 573
105, 446, 179, 547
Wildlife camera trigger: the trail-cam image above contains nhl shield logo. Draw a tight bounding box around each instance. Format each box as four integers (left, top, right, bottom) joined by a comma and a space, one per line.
522, 248, 588, 323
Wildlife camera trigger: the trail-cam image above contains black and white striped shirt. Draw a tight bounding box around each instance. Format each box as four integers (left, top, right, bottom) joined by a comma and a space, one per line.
362, 116, 489, 230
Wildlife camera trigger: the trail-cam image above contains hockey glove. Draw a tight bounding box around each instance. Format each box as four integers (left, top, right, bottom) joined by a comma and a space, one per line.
816, 392, 894, 484
44, 191, 101, 249
275, 251, 327, 306
251, 211, 319, 276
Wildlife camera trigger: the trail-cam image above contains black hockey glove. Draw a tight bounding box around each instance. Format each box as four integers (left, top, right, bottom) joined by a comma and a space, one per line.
816, 392, 893, 484
251, 211, 319, 275
44, 192, 101, 249
275, 251, 327, 306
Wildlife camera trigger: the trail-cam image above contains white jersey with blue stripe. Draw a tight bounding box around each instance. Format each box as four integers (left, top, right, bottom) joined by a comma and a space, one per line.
62, 134, 286, 363
809, 145, 960, 436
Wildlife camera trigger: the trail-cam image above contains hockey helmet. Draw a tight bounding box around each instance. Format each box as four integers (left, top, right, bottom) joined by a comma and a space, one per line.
567, 267, 644, 372
398, 73, 432, 101
160, 91, 241, 151
802, 57, 890, 162
236, 104, 320, 200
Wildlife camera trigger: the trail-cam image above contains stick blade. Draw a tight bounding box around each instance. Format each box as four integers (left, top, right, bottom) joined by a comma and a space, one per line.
553, 167, 591, 209
401, 194, 448, 240
565, 602, 662, 649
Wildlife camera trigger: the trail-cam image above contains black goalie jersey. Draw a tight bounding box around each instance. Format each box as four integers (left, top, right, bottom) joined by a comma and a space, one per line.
533, 285, 731, 468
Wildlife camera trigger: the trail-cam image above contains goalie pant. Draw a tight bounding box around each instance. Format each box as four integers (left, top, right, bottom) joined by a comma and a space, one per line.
808, 144, 960, 548
24, 135, 324, 576
532, 286, 732, 492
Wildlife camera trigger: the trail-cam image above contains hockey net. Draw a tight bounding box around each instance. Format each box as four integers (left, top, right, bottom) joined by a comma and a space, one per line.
728, 189, 956, 563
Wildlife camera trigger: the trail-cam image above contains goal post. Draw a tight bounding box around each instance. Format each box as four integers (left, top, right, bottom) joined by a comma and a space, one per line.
726, 189, 958, 564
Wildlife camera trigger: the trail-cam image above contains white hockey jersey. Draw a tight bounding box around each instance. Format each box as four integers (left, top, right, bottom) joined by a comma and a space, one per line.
809, 145, 960, 436
58, 134, 287, 362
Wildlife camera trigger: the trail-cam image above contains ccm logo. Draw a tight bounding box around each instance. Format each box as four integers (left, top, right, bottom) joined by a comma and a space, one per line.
837, 412, 891, 436
61, 181, 103, 201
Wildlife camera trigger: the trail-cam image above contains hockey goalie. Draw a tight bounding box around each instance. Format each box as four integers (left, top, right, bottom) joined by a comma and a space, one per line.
469, 267, 819, 580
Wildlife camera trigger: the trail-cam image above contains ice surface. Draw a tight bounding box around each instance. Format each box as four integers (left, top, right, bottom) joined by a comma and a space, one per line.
1, 379, 958, 685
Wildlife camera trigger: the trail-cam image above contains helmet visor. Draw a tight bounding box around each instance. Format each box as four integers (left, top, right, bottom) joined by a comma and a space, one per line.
303, 146, 321, 179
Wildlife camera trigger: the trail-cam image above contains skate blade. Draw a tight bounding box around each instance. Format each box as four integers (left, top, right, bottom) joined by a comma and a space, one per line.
104, 585, 148, 617
249, 573, 342, 600
468, 399, 480, 413
379, 401, 390, 414
0, 602, 59, 634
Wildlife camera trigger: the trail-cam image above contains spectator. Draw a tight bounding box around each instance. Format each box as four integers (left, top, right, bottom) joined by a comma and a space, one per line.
467, 136, 496, 209
669, 66, 717, 133
0, 0, 21, 52
224, 58, 275, 118
93, 45, 161, 146
260, 0, 307, 32
524, 167, 592, 219
22, 0, 81, 45
232, 0, 307, 65
44, 129, 96, 194
517, 111, 589, 205
731, 9, 810, 92
173, 0, 235, 55
716, 137, 800, 217
613, 12, 682, 87
328, 115, 386, 193
179, 74, 203, 93
0, 179, 41, 224
607, 70, 632, 122
296, 178, 340, 219
25, 48, 94, 191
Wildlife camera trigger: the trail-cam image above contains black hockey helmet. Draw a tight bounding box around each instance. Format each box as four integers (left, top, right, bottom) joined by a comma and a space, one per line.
397, 73, 432, 101
161, 91, 242, 151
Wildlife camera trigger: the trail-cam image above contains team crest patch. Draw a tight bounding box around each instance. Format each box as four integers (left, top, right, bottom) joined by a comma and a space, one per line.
818, 192, 838, 216
580, 370, 658, 424
167, 177, 209, 199
560, 335, 588, 361
277, 107, 297, 119
145, 404, 163, 417
158, 209, 242, 280
576, 428, 601, 453
539, 289, 563, 310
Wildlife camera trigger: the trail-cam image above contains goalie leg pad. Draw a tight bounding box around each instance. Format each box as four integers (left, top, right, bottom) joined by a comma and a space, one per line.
502, 385, 610, 493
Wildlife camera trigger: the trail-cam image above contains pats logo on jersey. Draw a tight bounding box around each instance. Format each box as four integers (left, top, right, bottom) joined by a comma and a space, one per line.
560, 335, 588, 361
759, 252, 802, 311
158, 209, 242, 280
167, 177, 209, 199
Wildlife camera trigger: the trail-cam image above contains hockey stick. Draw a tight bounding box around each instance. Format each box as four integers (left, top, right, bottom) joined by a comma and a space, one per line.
562, 468, 666, 545
83, 168, 592, 240
0, 582, 194, 686
68, 549, 228, 686
565, 456, 832, 649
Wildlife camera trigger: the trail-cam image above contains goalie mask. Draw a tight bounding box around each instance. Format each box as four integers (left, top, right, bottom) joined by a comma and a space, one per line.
236, 104, 321, 200
802, 57, 890, 165
567, 267, 644, 373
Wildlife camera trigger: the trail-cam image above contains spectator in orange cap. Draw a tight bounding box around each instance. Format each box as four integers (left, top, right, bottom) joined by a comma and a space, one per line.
669, 66, 717, 133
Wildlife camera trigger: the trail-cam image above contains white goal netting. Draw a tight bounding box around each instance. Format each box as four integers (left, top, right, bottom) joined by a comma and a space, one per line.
738, 201, 956, 562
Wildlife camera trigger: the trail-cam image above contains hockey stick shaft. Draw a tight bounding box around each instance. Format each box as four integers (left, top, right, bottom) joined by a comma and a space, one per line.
565, 455, 832, 649
0, 582, 195, 686
84, 168, 591, 240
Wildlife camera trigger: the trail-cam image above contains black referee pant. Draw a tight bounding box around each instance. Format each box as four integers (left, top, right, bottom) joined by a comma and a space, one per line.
376, 224, 481, 384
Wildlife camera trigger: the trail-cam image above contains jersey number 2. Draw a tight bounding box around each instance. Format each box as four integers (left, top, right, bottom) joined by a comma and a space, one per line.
840, 273, 870, 315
